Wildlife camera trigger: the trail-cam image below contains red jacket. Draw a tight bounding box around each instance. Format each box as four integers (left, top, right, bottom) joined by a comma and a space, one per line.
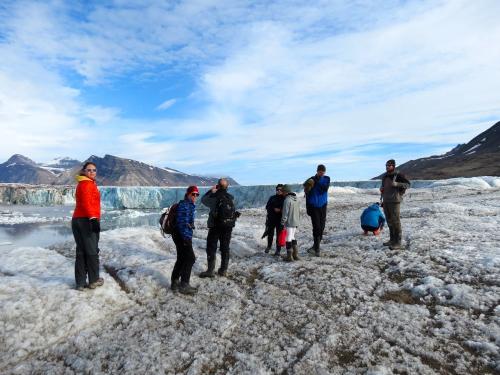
72, 176, 101, 219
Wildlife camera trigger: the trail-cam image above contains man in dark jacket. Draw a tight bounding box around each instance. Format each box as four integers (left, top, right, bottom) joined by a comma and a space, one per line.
380, 159, 411, 250
199, 178, 239, 278
264, 184, 285, 255
171, 185, 199, 295
304, 164, 331, 256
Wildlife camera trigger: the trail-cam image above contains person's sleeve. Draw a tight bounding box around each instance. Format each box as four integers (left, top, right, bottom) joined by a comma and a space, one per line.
79, 183, 100, 218
265, 197, 273, 213
280, 199, 290, 226
318, 176, 330, 193
201, 191, 216, 209
396, 174, 411, 189
379, 210, 386, 225
176, 202, 190, 238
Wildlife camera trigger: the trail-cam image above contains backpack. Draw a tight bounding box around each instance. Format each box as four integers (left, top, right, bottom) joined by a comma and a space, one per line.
159, 202, 179, 237
214, 194, 236, 228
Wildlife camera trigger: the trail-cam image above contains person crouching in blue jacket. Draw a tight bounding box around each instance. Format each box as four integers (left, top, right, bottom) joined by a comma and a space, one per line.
360, 203, 386, 236
171, 185, 199, 295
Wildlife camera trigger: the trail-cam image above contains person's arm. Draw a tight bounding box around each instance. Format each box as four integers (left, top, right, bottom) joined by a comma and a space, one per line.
201, 190, 217, 209
317, 176, 330, 193
379, 210, 386, 226
79, 182, 100, 218
280, 198, 290, 227
395, 173, 411, 189
176, 201, 191, 240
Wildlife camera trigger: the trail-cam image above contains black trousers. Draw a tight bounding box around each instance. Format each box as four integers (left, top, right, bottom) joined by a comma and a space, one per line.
310, 205, 327, 239
171, 232, 196, 284
361, 224, 381, 232
267, 221, 281, 249
72, 218, 100, 287
206, 226, 232, 272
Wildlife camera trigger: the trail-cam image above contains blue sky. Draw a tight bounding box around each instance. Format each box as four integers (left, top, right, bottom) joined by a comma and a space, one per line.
1, 0, 499, 185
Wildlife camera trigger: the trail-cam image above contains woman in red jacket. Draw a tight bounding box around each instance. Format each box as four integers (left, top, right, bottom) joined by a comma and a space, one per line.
72, 162, 103, 291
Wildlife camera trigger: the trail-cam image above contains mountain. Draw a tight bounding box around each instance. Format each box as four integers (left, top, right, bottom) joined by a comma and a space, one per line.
373, 121, 500, 180
0, 154, 57, 184
0, 154, 239, 186
39, 157, 81, 174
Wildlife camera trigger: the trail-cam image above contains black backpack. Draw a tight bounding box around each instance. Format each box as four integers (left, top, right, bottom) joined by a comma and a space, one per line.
159, 202, 179, 237
214, 194, 236, 228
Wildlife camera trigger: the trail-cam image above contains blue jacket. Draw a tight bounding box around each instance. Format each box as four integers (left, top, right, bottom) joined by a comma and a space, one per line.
175, 198, 195, 240
306, 175, 330, 208
360, 204, 385, 228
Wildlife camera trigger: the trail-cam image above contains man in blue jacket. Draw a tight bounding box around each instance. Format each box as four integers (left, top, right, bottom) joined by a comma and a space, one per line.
171, 185, 199, 295
304, 164, 331, 256
360, 203, 386, 236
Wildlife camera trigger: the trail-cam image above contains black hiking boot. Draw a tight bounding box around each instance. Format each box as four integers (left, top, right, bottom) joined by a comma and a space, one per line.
178, 282, 198, 295
171, 279, 180, 292
389, 242, 403, 250
217, 269, 228, 277
274, 247, 281, 256
264, 246, 271, 254
199, 270, 215, 278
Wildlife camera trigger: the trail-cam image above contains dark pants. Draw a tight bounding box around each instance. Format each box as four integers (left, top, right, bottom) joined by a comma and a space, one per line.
72, 218, 100, 287
383, 202, 401, 244
310, 205, 327, 249
206, 226, 232, 272
171, 232, 196, 284
267, 221, 281, 250
361, 224, 382, 232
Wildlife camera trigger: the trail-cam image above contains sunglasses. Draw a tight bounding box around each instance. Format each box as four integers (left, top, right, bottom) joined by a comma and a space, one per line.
85, 169, 97, 172
191, 193, 200, 197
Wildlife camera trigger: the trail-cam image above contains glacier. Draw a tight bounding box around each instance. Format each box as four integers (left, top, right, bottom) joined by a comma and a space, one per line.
1, 176, 500, 209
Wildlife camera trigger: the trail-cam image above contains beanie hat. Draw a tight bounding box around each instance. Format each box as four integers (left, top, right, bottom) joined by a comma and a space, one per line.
386, 159, 396, 166
282, 184, 292, 194
317, 164, 326, 172
186, 185, 199, 195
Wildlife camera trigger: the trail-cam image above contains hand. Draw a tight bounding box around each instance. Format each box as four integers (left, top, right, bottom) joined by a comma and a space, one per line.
274, 208, 281, 213
235, 211, 241, 218
188, 223, 196, 230
279, 224, 285, 232
211, 185, 218, 193
89, 218, 100, 233
380, 187, 384, 193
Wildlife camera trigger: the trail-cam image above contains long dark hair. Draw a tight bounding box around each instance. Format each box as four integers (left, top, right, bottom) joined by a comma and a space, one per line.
79, 162, 96, 176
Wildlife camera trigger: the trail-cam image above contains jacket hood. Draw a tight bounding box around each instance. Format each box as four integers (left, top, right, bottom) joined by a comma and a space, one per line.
368, 203, 380, 211
287, 193, 297, 201
75, 175, 94, 183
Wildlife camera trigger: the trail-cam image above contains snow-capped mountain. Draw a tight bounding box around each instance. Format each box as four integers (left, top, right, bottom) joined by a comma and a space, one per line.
374, 121, 500, 179
0, 154, 239, 186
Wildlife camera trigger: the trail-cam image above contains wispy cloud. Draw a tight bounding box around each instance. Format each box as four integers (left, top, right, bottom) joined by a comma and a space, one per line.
156, 99, 176, 111
0, 1, 499, 183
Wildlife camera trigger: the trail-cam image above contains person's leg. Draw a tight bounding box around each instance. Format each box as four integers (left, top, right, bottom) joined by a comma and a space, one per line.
200, 228, 218, 277
274, 224, 282, 255
266, 222, 275, 251
390, 203, 402, 249
218, 228, 232, 275
171, 233, 184, 289
309, 208, 321, 252
319, 204, 327, 241
180, 238, 196, 285
383, 204, 394, 246
72, 218, 87, 289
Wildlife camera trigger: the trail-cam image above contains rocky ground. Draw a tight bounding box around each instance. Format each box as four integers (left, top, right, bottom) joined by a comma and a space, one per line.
1, 185, 499, 374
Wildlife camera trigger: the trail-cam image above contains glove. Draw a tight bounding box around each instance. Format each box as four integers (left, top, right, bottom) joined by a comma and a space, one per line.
89, 218, 100, 233
235, 211, 241, 218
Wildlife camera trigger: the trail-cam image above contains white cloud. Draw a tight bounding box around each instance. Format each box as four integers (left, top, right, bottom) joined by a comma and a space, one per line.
156, 99, 177, 111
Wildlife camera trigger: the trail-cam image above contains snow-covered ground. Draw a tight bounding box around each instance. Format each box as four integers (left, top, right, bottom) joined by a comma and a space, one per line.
1, 181, 499, 374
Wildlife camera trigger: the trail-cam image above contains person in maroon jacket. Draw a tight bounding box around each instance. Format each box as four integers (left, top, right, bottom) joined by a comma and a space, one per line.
72, 162, 103, 291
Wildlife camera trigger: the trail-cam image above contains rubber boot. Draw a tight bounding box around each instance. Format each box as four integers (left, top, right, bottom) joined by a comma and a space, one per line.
292, 240, 300, 261
284, 242, 293, 262
199, 260, 215, 278
178, 282, 197, 295
390, 234, 403, 250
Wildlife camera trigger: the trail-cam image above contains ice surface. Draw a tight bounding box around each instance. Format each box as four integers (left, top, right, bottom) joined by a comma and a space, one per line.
0, 179, 499, 373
